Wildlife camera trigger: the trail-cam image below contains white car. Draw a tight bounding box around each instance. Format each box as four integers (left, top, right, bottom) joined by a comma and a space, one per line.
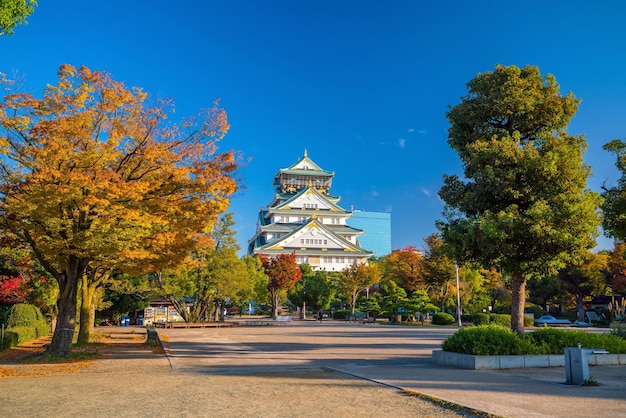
534, 315, 571, 326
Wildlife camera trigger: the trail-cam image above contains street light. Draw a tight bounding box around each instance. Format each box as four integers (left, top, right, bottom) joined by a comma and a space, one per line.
455, 263, 462, 327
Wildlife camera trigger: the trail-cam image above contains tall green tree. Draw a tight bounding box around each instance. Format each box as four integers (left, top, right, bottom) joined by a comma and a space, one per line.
0, 0, 37, 35
288, 265, 335, 313
438, 64, 601, 334
242, 254, 269, 309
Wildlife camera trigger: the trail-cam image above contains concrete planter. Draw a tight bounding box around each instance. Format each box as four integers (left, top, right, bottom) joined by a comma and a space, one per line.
432, 350, 626, 370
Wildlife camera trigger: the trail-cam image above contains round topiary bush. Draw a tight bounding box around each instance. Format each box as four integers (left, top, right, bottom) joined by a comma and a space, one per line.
7, 303, 44, 328
471, 313, 490, 325
432, 312, 455, 325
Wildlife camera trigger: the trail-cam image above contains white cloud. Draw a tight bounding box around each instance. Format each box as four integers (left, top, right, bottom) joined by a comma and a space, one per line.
398, 138, 406, 148
421, 188, 431, 197
408, 128, 415, 132
371, 189, 380, 197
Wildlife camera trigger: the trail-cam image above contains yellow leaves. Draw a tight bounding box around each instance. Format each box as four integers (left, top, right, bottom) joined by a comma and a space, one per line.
0, 64, 240, 278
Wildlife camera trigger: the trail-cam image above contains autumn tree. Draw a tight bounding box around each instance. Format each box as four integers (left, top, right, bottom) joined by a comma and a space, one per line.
0, 0, 37, 35
381, 246, 425, 292
338, 262, 381, 316
603, 242, 626, 296
559, 251, 608, 322
438, 64, 601, 334
261, 252, 302, 319
421, 234, 456, 309
0, 65, 238, 356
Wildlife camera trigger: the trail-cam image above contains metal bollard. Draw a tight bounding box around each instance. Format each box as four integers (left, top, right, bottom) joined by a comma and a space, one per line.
565, 345, 593, 385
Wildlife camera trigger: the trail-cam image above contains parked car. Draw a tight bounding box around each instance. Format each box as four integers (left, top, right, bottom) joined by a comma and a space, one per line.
534, 315, 571, 326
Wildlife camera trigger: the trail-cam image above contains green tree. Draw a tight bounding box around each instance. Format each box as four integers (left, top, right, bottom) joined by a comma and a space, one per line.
380, 280, 408, 318
0, 65, 237, 356
602, 139, 626, 241
527, 275, 563, 313
438, 64, 601, 334
242, 254, 269, 309
153, 214, 250, 323
0, 0, 36, 35
288, 265, 335, 313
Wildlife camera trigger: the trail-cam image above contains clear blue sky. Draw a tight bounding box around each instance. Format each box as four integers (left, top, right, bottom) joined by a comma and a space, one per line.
2, 1, 625, 253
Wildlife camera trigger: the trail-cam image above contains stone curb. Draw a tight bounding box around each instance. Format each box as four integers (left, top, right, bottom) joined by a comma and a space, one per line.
432, 349, 626, 370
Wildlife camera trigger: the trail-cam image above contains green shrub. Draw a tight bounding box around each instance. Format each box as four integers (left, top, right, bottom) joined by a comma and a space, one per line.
524, 305, 544, 319
443, 326, 626, 356
2, 304, 50, 350
442, 325, 537, 355
7, 303, 44, 328
2, 326, 38, 348
523, 315, 534, 327
470, 313, 490, 325
611, 323, 626, 340
432, 312, 455, 325
332, 310, 352, 320
528, 328, 626, 354
489, 313, 511, 327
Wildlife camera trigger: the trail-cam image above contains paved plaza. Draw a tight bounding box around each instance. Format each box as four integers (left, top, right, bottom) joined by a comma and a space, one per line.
1, 321, 625, 417
159, 320, 626, 417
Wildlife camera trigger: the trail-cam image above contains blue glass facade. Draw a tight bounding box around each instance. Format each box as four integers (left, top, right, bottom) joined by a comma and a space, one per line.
348, 211, 392, 257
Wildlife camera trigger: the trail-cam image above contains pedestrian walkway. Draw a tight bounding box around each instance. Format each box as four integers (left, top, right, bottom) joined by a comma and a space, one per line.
157, 321, 626, 418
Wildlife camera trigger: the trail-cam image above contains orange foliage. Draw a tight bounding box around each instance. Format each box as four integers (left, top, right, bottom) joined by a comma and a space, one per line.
384, 246, 425, 291
0, 64, 239, 276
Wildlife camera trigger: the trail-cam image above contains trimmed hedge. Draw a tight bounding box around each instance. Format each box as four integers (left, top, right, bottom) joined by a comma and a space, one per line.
470, 313, 490, 325
332, 310, 352, 320
442, 325, 537, 355
7, 303, 45, 328
442, 325, 626, 355
2, 304, 50, 350
432, 312, 455, 325
470, 313, 533, 327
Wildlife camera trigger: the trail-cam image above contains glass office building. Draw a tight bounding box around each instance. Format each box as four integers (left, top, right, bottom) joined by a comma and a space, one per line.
348, 210, 392, 257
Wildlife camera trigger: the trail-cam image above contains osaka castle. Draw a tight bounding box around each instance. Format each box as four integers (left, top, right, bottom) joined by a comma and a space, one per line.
248, 150, 374, 271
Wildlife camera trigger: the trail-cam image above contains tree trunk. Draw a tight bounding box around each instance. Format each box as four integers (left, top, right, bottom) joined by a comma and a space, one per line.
270, 291, 279, 319
576, 296, 584, 322
47, 258, 86, 357
510, 273, 526, 335
78, 274, 96, 343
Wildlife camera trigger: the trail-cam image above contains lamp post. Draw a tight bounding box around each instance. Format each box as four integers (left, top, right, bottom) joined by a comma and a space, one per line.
455, 263, 462, 327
